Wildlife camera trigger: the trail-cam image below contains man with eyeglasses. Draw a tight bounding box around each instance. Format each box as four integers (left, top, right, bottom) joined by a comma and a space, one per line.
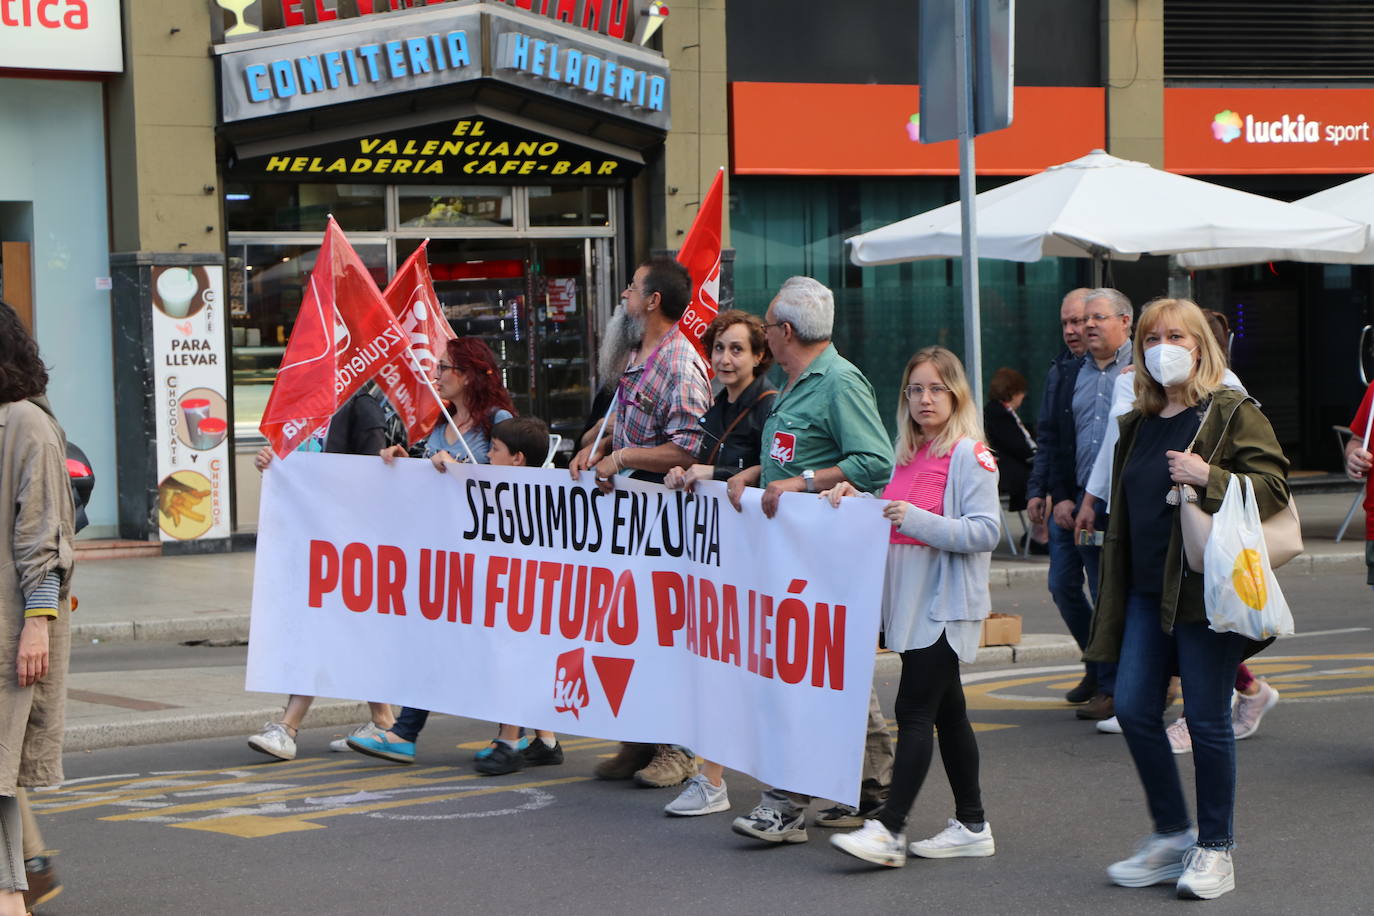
570, 255, 711, 789
725, 275, 896, 845
1028, 289, 1097, 705
1055, 288, 1133, 724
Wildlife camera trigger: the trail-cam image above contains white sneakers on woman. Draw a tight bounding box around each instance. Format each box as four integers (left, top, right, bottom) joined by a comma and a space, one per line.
1107, 830, 1235, 899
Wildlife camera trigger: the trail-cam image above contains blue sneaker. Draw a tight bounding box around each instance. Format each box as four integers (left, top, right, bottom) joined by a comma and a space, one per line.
475, 734, 530, 761
346, 731, 416, 764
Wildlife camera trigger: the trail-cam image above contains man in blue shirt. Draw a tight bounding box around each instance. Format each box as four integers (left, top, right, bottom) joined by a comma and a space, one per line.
1060, 288, 1133, 722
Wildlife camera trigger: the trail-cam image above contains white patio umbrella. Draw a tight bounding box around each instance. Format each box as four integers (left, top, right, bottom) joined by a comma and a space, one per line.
1176, 172, 1374, 269
847, 149, 1369, 284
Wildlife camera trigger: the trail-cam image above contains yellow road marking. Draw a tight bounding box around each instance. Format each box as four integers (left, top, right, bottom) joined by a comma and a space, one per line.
39, 760, 391, 814
100, 766, 459, 822
170, 775, 593, 838
41, 757, 360, 796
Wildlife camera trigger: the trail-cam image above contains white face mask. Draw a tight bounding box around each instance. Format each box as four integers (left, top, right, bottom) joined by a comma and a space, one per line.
1144, 343, 1196, 387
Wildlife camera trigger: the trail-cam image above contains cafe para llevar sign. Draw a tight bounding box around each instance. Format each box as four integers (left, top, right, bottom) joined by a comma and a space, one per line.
229, 116, 642, 182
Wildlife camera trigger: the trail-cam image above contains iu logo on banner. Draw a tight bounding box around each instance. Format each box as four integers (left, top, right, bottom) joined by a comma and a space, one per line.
675, 167, 725, 364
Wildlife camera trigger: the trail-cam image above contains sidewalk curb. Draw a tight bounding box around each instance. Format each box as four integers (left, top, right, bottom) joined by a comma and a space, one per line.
64, 699, 369, 753
873, 633, 1081, 674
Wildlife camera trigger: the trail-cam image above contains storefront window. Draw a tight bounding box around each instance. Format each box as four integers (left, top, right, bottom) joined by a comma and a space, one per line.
228, 241, 387, 437
397, 186, 513, 228
225, 182, 385, 232
529, 187, 611, 227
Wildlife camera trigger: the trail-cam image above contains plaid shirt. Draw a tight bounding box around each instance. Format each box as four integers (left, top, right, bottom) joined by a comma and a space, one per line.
612, 326, 711, 455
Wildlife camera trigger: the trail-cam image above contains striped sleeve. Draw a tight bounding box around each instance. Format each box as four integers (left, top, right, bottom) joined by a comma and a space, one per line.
24, 570, 60, 618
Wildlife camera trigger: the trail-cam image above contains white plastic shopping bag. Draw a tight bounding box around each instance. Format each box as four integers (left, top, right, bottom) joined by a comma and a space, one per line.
1201, 475, 1295, 640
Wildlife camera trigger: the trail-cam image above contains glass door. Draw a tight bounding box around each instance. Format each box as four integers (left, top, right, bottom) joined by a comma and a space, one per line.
530, 239, 594, 459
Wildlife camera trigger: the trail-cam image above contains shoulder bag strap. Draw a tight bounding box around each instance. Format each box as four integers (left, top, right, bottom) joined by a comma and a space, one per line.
705, 389, 778, 466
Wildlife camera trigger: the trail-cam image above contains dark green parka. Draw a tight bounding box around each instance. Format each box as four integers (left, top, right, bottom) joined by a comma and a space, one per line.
1084, 387, 1290, 663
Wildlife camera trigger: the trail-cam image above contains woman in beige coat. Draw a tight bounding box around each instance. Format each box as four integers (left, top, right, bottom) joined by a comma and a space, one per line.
0, 300, 74, 915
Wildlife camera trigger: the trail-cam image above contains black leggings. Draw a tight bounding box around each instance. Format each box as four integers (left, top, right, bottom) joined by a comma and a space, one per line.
877, 633, 985, 834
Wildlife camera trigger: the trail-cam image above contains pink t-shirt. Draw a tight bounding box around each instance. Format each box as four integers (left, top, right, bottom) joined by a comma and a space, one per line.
882, 441, 953, 545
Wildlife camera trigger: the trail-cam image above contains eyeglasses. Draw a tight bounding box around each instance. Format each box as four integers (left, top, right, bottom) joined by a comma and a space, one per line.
904, 383, 952, 398
761, 321, 787, 332
624, 282, 651, 295
437, 362, 461, 374
1085, 312, 1124, 323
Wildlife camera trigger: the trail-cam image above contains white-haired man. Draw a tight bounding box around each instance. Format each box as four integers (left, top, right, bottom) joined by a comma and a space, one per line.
725, 276, 896, 843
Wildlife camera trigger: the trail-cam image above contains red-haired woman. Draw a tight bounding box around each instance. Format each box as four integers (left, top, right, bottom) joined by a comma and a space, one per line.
350, 337, 516, 766
386, 336, 516, 465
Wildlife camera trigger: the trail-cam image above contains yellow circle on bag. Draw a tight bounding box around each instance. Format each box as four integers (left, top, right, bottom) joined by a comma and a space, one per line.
1231, 548, 1268, 610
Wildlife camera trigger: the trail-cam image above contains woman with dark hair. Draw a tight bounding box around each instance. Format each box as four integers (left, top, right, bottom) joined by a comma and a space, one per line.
0, 300, 73, 916
982, 367, 1035, 512
353, 336, 517, 766
384, 336, 516, 465
658, 309, 777, 816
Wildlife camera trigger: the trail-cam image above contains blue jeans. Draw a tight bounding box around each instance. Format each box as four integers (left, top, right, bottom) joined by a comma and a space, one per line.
392, 707, 430, 742
1114, 590, 1247, 848
1048, 521, 1116, 693
1077, 542, 1117, 696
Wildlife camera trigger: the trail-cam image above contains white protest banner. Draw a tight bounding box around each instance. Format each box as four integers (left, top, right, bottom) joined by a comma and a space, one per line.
248, 453, 889, 804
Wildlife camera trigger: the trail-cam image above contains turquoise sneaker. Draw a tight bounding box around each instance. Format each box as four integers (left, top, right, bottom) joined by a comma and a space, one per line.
346, 731, 416, 764
475, 734, 530, 761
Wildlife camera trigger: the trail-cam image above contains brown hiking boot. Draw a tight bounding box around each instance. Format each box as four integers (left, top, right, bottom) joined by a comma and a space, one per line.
23, 856, 62, 910
1076, 693, 1115, 720
594, 741, 655, 780
633, 745, 696, 788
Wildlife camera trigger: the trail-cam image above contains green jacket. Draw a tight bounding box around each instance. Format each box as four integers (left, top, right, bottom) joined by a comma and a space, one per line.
1084, 387, 1290, 663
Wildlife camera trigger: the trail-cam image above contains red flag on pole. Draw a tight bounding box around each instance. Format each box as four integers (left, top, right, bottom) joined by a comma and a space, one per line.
259, 218, 411, 457
675, 167, 726, 363
373, 242, 455, 444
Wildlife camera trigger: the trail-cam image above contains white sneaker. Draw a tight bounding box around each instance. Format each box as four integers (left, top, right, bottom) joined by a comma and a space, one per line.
664, 774, 730, 816
831, 819, 907, 867
1177, 846, 1236, 899
1096, 715, 1123, 734
1107, 829, 1197, 887
330, 721, 387, 753
909, 818, 995, 858
1233, 681, 1279, 740
1167, 717, 1193, 755
247, 722, 296, 761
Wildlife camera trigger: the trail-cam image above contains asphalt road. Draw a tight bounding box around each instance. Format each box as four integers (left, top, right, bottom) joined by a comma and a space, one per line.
33, 568, 1374, 915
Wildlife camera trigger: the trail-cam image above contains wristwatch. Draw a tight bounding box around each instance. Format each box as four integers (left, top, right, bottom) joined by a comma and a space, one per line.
801, 469, 816, 493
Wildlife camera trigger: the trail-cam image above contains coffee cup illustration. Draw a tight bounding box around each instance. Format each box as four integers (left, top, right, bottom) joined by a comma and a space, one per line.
181, 397, 212, 435
157, 268, 200, 318
193, 417, 228, 450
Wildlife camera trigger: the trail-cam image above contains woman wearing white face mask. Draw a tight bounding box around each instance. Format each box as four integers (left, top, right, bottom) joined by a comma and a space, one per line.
1081, 298, 1290, 900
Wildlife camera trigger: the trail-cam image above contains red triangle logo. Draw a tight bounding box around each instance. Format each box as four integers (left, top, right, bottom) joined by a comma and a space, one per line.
591, 656, 635, 718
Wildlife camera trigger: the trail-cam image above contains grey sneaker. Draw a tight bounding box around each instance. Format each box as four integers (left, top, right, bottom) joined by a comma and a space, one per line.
815, 801, 884, 828
731, 805, 808, 844
1107, 829, 1198, 887
909, 818, 995, 858
247, 722, 297, 761
1177, 846, 1235, 899
664, 774, 730, 816
330, 721, 386, 753
831, 819, 907, 867
1233, 681, 1279, 740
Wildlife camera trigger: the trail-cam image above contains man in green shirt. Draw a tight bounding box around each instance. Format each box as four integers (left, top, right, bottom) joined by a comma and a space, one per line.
725, 276, 894, 515
726, 276, 897, 844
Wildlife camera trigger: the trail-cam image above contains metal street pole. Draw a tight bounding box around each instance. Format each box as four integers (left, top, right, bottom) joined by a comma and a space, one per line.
954, 0, 983, 407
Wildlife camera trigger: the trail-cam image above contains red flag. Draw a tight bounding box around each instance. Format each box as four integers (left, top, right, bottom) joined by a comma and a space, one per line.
374, 242, 454, 444
259, 218, 410, 457
676, 168, 725, 363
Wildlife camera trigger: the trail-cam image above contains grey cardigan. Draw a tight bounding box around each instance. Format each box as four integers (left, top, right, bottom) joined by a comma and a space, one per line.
887, 438, 1002, 627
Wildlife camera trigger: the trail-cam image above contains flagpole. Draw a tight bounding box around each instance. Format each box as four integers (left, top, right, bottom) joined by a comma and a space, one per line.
404, 347, 478, 464
587, 401, 615, 466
